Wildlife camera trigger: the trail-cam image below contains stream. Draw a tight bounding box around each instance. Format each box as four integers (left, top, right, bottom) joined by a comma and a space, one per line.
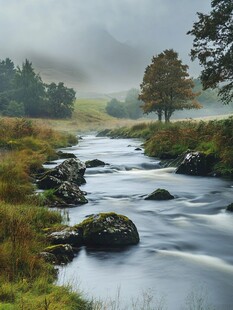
54, 135, 233, 309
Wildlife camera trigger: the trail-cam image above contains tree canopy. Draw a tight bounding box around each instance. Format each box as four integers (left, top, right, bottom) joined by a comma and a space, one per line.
139, 49, 201, 122
188, 0, 233, 104
14, 59, 46, 117
46, 82, 76, 118
0, 58, 76, 118
106, 98, 127, 118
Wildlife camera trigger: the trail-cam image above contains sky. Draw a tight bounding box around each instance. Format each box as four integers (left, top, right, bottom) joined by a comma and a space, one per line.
0, 0, 211, 93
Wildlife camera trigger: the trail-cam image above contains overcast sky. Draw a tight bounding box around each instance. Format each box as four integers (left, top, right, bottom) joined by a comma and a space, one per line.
0, 0, 211, 93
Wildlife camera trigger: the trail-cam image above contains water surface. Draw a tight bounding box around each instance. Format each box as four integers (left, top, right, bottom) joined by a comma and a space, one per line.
56, 135, 233, 309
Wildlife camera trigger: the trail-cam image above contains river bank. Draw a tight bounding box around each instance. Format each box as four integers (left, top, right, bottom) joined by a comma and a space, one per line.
98, 117, 233, 178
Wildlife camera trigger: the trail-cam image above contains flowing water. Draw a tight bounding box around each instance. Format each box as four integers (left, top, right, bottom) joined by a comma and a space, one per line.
55, 135, 233, 309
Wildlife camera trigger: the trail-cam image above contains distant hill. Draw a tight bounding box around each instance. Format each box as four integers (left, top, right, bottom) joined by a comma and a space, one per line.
27, 26, 146, 93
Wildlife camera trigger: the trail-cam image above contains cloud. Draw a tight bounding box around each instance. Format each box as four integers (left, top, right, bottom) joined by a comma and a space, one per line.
0, 0, 211, 92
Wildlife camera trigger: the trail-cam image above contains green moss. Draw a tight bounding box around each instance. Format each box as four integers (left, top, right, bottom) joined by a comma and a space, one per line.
77, 212, 130, 231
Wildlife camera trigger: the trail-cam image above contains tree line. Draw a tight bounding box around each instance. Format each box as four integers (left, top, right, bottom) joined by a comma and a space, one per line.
0, 58, 75, 118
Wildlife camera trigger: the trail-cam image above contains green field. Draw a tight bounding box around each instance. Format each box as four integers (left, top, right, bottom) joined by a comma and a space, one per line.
34, 98, 139, 134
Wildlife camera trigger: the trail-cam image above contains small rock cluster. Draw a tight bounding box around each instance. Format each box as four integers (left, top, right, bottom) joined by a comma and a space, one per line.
41, 212, 140, 264
37, 157, 88, 207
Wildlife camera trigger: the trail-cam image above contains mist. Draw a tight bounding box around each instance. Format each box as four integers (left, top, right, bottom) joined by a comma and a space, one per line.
0, 0, 211, 93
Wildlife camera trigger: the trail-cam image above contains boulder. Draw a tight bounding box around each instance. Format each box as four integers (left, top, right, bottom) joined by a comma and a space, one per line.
226, 203, 233, 212
48, 227, 83, 247
85, 159, 106, 168
50, 158, 86, 184
37, 175, 62, 190
56, 151, 76, 159
175, 152, 217, 176
43, 244, 74, 264
54, 181, 88, 205
39, 251, 57, 264
135, 147, 142, 151
77, 212, 140, 247
38, 158, 86, 188
145, 188, 174, 200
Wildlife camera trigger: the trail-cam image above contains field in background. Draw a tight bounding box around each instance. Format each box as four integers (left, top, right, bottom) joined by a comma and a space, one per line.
33, 98, 232, 135
34, 98, 139, 134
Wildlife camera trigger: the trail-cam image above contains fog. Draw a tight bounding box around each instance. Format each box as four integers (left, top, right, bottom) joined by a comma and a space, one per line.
0, 0, 211, 93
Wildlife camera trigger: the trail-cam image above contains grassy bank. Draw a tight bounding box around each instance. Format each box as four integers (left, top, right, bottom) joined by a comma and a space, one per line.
0, 117, 92, 309
101, 116, 233, 176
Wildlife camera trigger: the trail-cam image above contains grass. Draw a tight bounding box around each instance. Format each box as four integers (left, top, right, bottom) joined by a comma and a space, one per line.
32, 98, 140, 133
103, 117, 233, 176
0, 117, 92, 309
0, 104, 231, 308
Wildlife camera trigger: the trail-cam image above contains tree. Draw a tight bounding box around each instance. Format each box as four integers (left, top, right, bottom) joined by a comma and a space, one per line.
106, 98, 128, 118
2, 100, 25, 117
0, 58, 16, 113
46, 82, 75, 118
139, 49, 201, 122
14, 59, 46, 117
188, 0, 233, 104
0, 58, 16, 93
125, 89, 143, 119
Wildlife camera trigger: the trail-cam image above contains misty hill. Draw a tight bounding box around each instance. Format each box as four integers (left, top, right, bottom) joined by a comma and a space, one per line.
29, 27, 146, 93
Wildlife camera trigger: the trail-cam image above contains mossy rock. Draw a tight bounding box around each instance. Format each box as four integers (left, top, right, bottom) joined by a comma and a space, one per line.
37, 175, 63, 190
48, 227, 83, 247
39, 158, 86, 186
226, 203, 233, 212
85, 159, 106, 168
145, 188, 174, 200
43, 244, 74, 264
54, 181, 88, 205
175, 151, 217, 176
77, 212, 140, 247
56, 151, 77, 159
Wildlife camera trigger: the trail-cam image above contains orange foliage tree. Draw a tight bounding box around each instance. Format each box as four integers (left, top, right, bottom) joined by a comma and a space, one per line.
139, 49, 201, 122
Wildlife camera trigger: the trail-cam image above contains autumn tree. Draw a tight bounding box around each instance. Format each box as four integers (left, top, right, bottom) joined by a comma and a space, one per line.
188, 0, 233, 104
139, 49, 201, 122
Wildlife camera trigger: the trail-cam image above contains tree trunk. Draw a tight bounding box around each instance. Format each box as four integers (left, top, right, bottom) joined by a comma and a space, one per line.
158, 111, 162, 122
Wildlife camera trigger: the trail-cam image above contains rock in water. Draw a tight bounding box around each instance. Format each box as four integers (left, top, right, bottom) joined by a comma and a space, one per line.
37, 158, 86, 189
48, 227, 83, 247
175, 152, 217, 176
77, 212, 140, 247
226, 203, 233, 212
43, 244, 74, 264
56, 151, 77, 159
145, 188, 174, 200
85, 159, 106, 168
54, 181, 88, 205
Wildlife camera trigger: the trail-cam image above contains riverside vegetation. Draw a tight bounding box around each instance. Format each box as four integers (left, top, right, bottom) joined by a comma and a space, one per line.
0, 117, 93, 309
99, 116, 233, 177
0, 115, 232, 309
